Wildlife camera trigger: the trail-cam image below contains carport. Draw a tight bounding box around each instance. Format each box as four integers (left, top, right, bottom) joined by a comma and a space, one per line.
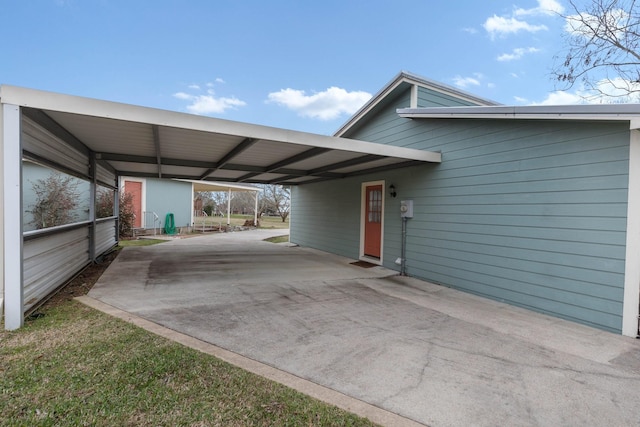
0, 85, 441, 330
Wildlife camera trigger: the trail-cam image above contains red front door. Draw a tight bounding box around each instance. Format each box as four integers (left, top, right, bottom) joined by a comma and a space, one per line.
364, 184, 382, 258
124, 180, 142, 228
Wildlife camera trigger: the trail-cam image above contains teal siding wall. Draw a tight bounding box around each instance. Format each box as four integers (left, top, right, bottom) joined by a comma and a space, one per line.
145, 179, 192, 228
293, 115, 630, 333
417, 86, 480, 107
291, 179, 362, 259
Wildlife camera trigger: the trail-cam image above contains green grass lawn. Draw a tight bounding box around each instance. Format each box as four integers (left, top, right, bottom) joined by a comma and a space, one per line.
264, 235, 290, 244
0, 300, 378, 426
118, 239, 167, 247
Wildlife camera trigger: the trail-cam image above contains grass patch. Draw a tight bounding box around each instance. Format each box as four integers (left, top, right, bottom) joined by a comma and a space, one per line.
118, 239, 167, 247
1, 300, 378, 426
264, 235, 290, 244
1, 249, 376, 426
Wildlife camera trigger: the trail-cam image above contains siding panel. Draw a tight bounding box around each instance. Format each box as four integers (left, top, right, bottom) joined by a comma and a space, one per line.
298, 112, 630, 333
23, 227, 90, 312
95, 219, 117, 255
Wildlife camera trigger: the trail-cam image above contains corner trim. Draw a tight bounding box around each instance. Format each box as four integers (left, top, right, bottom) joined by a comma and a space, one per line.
622, 130, 640, 337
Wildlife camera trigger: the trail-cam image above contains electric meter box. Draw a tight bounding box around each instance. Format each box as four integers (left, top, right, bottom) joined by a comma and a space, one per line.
400, 200, 414, 218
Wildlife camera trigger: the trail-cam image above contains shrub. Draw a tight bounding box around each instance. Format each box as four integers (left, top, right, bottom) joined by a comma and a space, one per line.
28, 173, 80, 229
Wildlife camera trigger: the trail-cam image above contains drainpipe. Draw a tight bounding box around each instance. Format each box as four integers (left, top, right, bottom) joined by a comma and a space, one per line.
401, 216, 408, 276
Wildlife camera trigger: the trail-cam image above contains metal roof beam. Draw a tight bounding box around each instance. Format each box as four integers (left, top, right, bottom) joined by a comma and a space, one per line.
22, 108, 90, 156
115, 171, 198, 180
237, 172, 261, 182
263, 147, 330, 172
235, 166, 344, 182
309, 154, 384, 174
199, 137, 257, 179
152, 125, 162, 178
344, 160, 425, 177
96, 152, 213, 168
267, 174, 299, 184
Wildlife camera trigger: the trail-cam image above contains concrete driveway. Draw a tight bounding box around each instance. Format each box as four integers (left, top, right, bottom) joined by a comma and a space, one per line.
88, 229, 640, 427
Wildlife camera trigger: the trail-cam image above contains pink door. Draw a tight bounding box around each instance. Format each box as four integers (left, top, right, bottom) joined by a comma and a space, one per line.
124, 180, 142, 228
364, 184, 382, 258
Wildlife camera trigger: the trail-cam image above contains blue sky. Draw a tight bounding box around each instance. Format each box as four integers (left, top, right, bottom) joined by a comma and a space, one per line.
0, 0, 607, 135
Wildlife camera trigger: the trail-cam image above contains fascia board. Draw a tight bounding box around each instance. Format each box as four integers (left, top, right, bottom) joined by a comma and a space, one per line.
398, 107, 640, 129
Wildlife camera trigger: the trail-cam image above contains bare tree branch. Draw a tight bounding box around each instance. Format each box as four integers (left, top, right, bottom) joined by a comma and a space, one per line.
553, 0, 640, 98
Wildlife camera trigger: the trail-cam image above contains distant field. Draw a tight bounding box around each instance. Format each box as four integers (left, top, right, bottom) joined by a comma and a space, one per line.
195, 214, 289, 229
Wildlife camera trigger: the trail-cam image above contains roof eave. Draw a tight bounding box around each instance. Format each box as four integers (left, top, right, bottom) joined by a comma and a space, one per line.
334, 71, 500, 137
398, 105, 640, 129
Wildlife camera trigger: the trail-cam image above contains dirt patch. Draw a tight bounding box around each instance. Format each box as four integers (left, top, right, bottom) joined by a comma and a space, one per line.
39, 249, 121, 310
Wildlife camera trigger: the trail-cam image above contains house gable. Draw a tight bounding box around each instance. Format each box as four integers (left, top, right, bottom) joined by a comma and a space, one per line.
335, 71, 498, 139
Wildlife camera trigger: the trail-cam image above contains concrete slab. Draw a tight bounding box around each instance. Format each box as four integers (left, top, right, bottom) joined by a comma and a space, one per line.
88, 229, 640, 427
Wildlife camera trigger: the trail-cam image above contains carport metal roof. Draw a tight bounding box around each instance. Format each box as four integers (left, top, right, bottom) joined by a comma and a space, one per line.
0, 85, 441, 186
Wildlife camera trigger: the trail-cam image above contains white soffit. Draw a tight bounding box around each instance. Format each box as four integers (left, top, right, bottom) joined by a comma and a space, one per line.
398, 105, 640, 129
1, 85, 441, 186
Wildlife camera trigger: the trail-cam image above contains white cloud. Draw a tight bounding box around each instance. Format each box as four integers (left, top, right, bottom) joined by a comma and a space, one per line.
533, 90, 584, 105
514, 0, 564, 16
452, 73, 487, 89
266, 86, 372, 120
173, 87, 246, 115
452, 76, 480, 88
484, 0, 562, 39
514, 96, 529, 103
533, 77, 640, 105
188, 84, 200, 90
484, 15, 547, 39
497, 46, 541, 61
462, 27, 478, 34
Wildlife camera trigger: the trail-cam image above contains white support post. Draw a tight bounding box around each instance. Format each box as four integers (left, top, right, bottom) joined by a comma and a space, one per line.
227, 188, 231, 226
622, 129, 640, 337
3, 104, 23, 330
89, 152, 97, 261
254, 191, 258, 226
0, 102, 3, 320
190, 183, 195, 228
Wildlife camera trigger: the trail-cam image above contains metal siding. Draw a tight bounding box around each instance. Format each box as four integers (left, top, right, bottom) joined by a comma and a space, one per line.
20, 113, 94, 315
22, 117, 89, 176
23, 227, 90, 311
145, 178, 192, 228
156, 126, 242, 161
46, 111, 155, 157
96, 163, 116, 187
308, 113, 631, 333
95, 219, 117, 255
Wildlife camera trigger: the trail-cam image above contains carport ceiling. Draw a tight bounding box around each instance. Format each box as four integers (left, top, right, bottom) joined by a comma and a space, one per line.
3, 86, 441, 185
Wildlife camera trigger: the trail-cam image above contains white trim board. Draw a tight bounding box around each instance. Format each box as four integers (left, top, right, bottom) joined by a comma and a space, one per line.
622, 130, 640, 337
